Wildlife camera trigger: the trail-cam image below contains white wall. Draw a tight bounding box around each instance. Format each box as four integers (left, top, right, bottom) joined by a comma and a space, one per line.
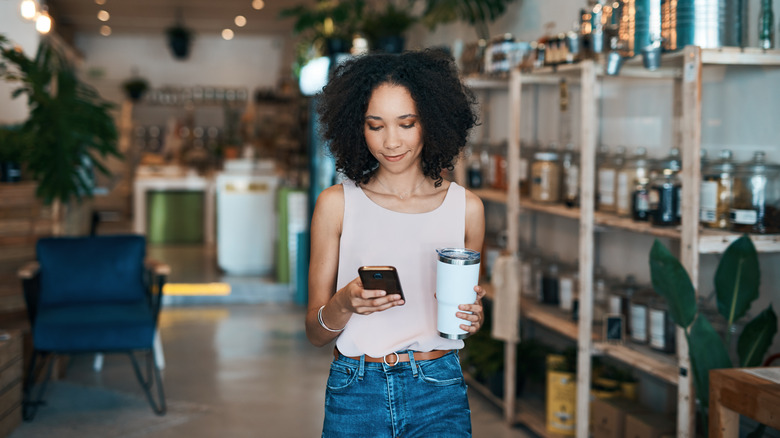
74, 32, 285, 107
411, 0, 780, 362
0, 0, 41, 124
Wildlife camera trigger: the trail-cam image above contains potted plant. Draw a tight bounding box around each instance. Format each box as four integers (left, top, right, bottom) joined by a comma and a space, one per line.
362, 2, 417, 53
421, 0, 518, 40
649, 236, 777, 435
122, 75, 149, 102
166, 24, 194, 60
0, 34, 120, 233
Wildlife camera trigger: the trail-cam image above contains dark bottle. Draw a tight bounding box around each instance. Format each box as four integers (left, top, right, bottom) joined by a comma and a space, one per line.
632, 177, 651, 221
650, 169, 681, 226
759, 0, 775, 50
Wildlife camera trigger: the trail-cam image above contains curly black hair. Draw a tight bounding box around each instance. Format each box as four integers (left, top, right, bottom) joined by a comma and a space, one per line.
316, 49, 479, 187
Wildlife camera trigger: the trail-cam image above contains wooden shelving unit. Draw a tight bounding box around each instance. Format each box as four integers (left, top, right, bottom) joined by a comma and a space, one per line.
473, 45, 780, 438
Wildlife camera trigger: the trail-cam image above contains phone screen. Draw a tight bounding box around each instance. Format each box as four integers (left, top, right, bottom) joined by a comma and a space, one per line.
358, 266, 405, 300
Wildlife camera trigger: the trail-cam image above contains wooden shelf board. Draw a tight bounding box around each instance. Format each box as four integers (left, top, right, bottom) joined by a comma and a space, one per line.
520, 199, 580, 220
474, 188, 508, 205
593, 212, 682, 239
701, 47, 780, 66
463, 77, 509, 90
698, 230, 780, 254
594, 341, 678, 385
521, 298, 587, 341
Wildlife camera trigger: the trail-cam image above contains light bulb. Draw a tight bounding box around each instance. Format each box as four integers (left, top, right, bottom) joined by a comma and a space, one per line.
20, 0, 37, 20
97, 10, 110, 21
222, 29, 234, 40
100, 25, 111, 36
235, 15, 246, 27
36, 11, 52, 34
252, 0, 264, 10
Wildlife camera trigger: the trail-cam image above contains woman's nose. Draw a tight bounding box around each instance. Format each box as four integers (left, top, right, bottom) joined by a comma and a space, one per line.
384, 128, 401, 149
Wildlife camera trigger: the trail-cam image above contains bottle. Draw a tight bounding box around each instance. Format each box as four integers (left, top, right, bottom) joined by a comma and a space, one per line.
700, 149, 735, 229
650, 169, 681, 226
519, 141, 536, 197
648, 296, 676, 353
608, 275, 639, 338
558, 264, 578, 312
561, 143, 580, 207
759, 0, 775, 50
531, 150, 561, 203
628, 287, 653, 344
730, 151, 780, 234
632, 177, 651, 221
596, 145, 616, 212
541, 257, 561, 305
592, 267, 610, 324
617, 147, 649, 217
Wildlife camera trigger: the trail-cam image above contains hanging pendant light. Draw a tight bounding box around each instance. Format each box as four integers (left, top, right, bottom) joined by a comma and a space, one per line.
36, 10, 53, 34
20, 0, 37, 20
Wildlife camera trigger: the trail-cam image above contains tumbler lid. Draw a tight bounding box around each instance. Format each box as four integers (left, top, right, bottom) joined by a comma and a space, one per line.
436, 248, 481, 265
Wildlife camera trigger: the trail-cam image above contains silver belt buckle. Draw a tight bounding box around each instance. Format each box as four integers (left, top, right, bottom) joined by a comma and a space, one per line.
383, 352, 400, 366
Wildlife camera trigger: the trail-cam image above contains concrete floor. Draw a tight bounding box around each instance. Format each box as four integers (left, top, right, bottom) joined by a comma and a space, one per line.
17, 241, 533, 437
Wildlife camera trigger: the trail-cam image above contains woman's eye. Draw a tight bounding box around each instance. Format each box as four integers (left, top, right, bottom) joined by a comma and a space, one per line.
400, 123, 416, 129
367, 125, 383, 131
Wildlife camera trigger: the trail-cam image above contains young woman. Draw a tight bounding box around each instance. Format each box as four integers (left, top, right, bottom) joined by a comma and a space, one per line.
306, 49, 486, 437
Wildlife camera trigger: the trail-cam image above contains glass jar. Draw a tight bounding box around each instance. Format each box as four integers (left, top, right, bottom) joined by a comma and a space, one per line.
519, 141, 537, 197
596, 145, 612, 210
649, 169, 681, 226
608, 275, 639, 338
541, 257, 561, 305
730, 151, 780, 234
648, 296, 676, 353
628, 287, 653, 345
632, 177, 651, 221
491, 142, 509, 190
561, 143, 580, 207
531, 151, 561, 203
616, 147, 649, 217
519, 246, 540, 298
700, 149, 735, 229
598, 146, 626, 213
592, 268, 610, 324
558, 265, 578, 312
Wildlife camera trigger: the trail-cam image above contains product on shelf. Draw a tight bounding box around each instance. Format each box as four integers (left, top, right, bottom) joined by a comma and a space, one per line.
649, 168, 682, 227
730, 151, 780, 234
561, 143, 580, 207
608, 275, 639, 339
616, 147, 649, 217
632, 177, 652, 221
519, 141, 538, 197
531, 148, 561, 203
700, 149, 735, 229
592, 267, 610, 325
628, 287, 653, 345
759, 0, 775, 50
597, 145, 625, 213
648, 296, 676, 354
558, 264, 578, 313
541, 257, 561, 305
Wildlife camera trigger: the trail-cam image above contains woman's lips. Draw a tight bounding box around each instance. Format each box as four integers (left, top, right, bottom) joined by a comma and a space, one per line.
384, 152, 407, 162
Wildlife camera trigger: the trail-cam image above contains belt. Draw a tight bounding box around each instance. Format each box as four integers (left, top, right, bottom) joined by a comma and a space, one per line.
334, 348, 451, 366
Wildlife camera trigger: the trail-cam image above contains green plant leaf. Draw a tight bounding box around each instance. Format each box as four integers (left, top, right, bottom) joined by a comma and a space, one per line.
737, 305, 778, 367
688, 314, 732, 408
715, 235, 760, 326
649, 239, 697, 328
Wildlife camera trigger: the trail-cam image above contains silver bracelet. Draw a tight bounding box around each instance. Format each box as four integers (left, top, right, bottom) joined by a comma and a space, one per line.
317, 305, 344, 333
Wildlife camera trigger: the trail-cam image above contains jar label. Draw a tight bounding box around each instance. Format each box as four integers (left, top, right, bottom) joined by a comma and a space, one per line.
649, 309, 666, 349
700, 181, 718, 222
608, 295, 622, 314
519, 158, 528, 181
598, 169, 616, 206
616, 171, 631, 213
630, 304, 647, 342
565, 166, 579, 199
635, 192, 650, 212
559, 277, 574, 311
730, 209, 758, 225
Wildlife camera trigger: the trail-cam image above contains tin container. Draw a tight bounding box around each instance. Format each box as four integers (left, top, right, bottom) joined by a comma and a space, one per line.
662, 0, 748, 51
436, 248, 481, 340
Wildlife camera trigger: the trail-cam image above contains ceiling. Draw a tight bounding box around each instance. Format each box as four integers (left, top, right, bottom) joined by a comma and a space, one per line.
47, 0, 315, 38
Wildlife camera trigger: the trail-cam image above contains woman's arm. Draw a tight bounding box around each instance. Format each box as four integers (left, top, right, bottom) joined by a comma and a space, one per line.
458, 189, 486, 334
306, 184, 405, 347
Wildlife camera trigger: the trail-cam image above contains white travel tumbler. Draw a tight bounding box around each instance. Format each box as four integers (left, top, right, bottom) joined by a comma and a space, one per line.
436, 248, 481, 339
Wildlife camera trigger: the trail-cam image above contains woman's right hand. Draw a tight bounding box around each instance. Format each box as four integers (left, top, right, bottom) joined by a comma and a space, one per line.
338, 276, 405, 315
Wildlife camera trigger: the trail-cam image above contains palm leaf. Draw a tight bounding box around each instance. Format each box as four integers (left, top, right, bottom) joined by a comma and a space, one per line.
715, 235, 760, 326
688, 314, 732, 408
649, 239, 697, 328
737, 306, 778, 367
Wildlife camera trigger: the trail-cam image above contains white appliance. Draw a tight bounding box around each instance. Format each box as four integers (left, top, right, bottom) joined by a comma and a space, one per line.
216, 160, 279, 275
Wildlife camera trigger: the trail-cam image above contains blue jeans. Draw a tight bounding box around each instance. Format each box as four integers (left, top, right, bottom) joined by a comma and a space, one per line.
322, 350, 471, 438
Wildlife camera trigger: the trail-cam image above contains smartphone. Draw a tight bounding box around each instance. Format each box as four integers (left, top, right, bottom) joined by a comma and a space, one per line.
358, 266, 405, 302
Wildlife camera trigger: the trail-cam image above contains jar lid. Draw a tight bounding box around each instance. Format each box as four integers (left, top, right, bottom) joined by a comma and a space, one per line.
437, 248, 481, 265
534, 152, 558, 161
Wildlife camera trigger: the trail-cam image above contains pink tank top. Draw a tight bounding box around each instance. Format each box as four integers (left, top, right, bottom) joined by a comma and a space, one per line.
335, 180, 466, 357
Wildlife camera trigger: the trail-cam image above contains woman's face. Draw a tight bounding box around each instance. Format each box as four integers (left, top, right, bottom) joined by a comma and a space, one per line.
364, 83, 423, 172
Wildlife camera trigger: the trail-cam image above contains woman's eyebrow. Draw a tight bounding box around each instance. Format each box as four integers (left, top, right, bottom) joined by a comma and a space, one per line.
364, 114, 418, 120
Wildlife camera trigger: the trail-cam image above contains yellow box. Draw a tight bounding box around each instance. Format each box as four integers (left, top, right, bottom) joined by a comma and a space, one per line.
546, 362, 577, 435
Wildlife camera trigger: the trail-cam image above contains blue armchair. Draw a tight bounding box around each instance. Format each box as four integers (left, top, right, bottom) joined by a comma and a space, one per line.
18, 234, 168, 420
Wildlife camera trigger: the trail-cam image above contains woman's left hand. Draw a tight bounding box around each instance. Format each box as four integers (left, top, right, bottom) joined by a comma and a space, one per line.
457, 285, 487, 335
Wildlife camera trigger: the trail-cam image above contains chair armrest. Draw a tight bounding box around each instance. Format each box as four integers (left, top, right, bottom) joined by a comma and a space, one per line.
18, 262, 40, 280
144, 259, 171, 277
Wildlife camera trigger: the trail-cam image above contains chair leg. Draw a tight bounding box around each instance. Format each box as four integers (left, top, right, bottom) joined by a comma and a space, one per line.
128, 350, 166, 415
22, 352, 55, 421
